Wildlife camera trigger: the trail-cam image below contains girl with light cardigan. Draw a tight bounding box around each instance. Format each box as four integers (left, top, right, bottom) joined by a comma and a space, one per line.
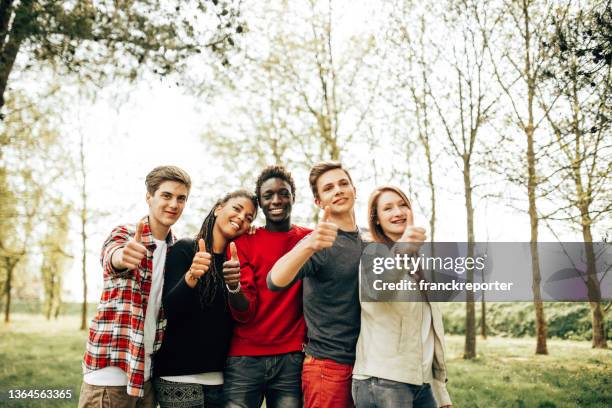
352, 185, 452, 408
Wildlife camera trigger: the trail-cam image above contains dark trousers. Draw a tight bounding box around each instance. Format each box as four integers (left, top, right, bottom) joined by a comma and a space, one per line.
223, 352, 304, 408
352, 378, 436, 408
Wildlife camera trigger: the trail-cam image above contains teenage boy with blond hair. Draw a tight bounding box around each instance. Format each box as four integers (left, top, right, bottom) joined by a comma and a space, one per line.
79, 166, 191, 408
268, 161, 363, 408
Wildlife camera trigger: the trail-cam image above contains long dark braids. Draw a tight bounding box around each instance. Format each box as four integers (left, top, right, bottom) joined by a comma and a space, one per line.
194, 189, 258, 308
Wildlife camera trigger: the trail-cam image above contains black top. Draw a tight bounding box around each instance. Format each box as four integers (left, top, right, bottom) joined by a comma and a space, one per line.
153, 238, 233, 377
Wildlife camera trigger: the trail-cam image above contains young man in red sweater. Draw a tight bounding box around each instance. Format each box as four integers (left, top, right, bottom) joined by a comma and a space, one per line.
222, 165, 311, 408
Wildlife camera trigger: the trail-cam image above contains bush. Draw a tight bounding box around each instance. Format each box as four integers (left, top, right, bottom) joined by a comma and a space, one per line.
439, 302, 610, 340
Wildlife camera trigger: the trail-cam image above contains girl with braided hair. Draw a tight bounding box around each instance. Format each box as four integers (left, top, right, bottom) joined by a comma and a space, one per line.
153, 190, 258, 408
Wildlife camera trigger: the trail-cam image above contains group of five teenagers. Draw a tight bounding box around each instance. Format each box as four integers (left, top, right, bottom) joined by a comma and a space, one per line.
79, 166, 192, 408
352, 186, 452, 408
268, 161, 363, 408
222, 165, 312, 407
153, 190, 258, 408
80, 163, 452, 408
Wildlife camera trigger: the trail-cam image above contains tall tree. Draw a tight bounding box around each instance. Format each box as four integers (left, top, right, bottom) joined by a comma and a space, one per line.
428, 0, 499, 359
486, 0, 556, 355
541, 0, 610, 348
386, 2, 440, 255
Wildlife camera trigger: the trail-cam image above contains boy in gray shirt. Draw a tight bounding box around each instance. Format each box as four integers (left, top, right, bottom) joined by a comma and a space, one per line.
268, 161, 362, 408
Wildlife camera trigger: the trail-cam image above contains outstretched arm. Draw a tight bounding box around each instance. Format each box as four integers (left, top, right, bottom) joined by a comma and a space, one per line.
268, 206, 337, 289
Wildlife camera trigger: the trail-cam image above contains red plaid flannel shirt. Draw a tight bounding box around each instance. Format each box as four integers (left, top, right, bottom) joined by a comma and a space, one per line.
83, 216, 175, 397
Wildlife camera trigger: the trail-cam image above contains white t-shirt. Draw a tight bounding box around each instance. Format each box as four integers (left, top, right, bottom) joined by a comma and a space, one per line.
143, 239, 167, 380
84, 238, 167, 385
83, 366, 128, 386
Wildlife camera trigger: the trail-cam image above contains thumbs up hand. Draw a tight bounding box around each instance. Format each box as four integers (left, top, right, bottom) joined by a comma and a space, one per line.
188, 239, 212, 280
222, 242, 241, 289
307, 206, 338, 252
397, 220, 426, 254
116, 220, 148, 270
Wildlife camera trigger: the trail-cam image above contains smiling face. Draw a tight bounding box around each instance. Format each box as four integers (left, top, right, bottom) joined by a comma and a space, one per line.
259, 177, 293, 227
213, 196, 256, 241
146, 180, 189, 234
314, 168, 356, 215
375, 190, 413, 242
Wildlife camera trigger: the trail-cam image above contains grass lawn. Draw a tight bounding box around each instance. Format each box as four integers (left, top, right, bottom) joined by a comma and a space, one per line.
444, 335, 610, 407
0, 314, 87, 407
0, 314, 610, 407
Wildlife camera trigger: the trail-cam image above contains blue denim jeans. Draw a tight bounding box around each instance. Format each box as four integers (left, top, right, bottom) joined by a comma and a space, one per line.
153, 377, 223, 408
223, 352, 304, 408
352, 377, 437, 408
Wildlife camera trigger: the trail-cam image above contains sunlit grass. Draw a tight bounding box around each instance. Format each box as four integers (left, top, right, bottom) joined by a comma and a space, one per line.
445, 335, 611, 407
0, 314, 610, 407
0, 314, 87, 407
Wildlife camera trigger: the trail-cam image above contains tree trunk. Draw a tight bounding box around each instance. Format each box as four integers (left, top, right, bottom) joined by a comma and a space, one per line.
0, 0, 32, 111
522, 0, 548, 355
419, 15, 436, 278
581, 219, 607, 348
526, 123, 548, 355
425, 141, 437, 283
3, 261, 12, 322
80, 133, 89, 330
463, 157, 476, 359
0, 1, 15, 46
45, 283, 52, 320
480, 272, 487, 339
567, 69, 607, 349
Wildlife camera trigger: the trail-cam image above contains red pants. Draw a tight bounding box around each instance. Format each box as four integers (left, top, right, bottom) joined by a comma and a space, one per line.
302, 355, 355, 408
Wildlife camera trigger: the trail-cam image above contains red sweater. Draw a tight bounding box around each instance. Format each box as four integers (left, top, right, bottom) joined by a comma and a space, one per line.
227, 225, 311, 356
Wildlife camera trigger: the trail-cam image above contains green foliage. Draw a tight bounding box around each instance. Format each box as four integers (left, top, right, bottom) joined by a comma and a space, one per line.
0, 90, 72, 319
545, 1, 612, 76
0, 0, 246, 111
441, 302, 610, 341
20, 0, 242, 75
